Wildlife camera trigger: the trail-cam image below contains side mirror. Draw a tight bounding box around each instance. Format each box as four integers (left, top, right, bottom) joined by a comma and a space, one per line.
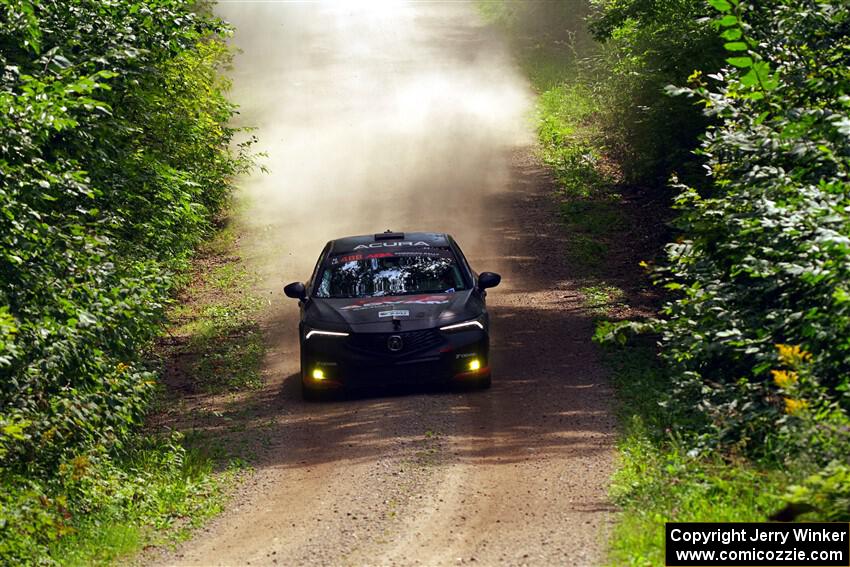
478, 272, 501, 290
284, 282, 307, 300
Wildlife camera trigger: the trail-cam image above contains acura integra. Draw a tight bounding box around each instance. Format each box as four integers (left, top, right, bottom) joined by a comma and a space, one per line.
283, 231, 500, 400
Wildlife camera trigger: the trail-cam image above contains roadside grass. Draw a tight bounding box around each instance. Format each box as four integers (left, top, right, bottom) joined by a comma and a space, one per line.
166, 221, 266, 393
579, 284, 625, 318
604, 343, 788, 565
592, 314, 791, 565
478, 3, 794, 565
37, 217, 263, 566
54, 525, 139, 567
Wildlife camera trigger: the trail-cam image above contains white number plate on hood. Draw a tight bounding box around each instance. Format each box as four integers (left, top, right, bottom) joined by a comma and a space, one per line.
378, 310, 410, 318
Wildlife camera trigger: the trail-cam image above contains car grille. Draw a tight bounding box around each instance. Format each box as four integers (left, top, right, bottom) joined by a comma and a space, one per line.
348, 329, 443, 357
350, 361, 447, 385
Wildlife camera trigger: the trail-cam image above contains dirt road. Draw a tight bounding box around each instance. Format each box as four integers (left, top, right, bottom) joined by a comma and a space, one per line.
154, 2, 616, 565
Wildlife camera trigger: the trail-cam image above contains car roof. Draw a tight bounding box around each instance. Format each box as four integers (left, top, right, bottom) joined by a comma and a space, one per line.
328, 231, 452, 254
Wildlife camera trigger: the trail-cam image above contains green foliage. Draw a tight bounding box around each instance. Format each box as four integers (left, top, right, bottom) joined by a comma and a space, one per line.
784, 461, 850, 522
605, 4, 850, 557
600, 341, 786, 565
0, 0, 250, 473
493, 0, 850, 559
0, 435, 230, 565
653, 0, 850, 456
0, 1, 252, 562
591, 338, 784, 564
484, 0, 850, 561
483, 0, 724, 187
589, 0, 726, 185
601, 7, 850, 555
603, 343, 847, 562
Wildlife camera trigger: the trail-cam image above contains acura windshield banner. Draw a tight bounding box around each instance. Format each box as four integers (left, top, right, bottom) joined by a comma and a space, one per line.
666, 522, 849, 566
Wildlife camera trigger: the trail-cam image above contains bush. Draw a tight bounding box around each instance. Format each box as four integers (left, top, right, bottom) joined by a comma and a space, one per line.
589, 0, 726, 186
0, 2, 251, 561
653, 0, 850, 456
0, 1, 251, 475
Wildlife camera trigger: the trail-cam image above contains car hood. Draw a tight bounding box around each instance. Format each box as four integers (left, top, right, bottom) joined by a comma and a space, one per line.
304, 291, 482, 332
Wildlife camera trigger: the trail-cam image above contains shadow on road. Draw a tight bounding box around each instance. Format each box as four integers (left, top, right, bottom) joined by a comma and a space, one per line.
185, 293, 613, 471
157, 149, 618, 475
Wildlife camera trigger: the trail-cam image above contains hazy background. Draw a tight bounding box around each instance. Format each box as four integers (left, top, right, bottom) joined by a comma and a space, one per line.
217, 0, 533, 291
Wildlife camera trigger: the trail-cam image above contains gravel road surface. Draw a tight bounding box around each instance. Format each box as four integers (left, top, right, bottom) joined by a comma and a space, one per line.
151, 3, 616, 565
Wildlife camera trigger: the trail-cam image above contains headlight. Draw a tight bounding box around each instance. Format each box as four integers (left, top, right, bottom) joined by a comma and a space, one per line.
305, 328, 349, 340
440, 315, 486, 332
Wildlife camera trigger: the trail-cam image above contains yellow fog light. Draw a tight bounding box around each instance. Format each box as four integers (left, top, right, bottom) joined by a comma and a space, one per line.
468, 359, 481, 371
312, 368, 325, 380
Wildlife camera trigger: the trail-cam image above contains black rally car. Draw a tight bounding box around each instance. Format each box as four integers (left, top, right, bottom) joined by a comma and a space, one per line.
284, 231, 501, 399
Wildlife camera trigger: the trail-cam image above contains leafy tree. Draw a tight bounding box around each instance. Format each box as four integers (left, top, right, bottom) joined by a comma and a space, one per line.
0, 1, 253, 560
655, 0, 850, 453
0, 0, 250, 475
590, 0, 726, 185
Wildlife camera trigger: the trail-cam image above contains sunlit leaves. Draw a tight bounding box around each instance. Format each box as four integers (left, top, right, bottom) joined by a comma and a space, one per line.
589, 0, 727, 184
0, 0, 251, 500
727, 56, 753, 68
708, 0, 733, 11
655, 0, 850, 455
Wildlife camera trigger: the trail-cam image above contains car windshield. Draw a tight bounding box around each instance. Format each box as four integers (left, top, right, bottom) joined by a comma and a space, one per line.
315, 249, 468, 299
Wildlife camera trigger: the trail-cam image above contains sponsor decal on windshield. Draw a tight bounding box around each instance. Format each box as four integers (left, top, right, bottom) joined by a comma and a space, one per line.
352, 241, 431, 250
333, 254, 363, 264
378, 310, 410, 318
330, 248, 450, 265
391, 250, 445, 257
340, 294, 450, 311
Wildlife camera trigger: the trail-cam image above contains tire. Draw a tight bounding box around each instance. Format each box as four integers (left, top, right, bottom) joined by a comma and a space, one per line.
452, 373, 491, 392
302, 379, 324, 402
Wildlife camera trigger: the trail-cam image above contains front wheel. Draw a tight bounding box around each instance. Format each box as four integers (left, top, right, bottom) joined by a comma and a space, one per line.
301, 375, 343, 401
452, 373, 491, 392
302, 381, 324, 401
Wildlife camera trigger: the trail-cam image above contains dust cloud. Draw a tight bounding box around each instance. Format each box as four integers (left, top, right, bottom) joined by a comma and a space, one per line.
154, 8, 620, 566
217, 0, 533, 292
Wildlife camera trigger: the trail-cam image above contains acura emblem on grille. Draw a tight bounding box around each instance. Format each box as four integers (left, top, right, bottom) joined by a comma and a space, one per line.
387, 335, 404, 352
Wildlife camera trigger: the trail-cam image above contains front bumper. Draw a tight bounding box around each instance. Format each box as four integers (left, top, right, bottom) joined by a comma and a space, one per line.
300, 327, 490, 390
